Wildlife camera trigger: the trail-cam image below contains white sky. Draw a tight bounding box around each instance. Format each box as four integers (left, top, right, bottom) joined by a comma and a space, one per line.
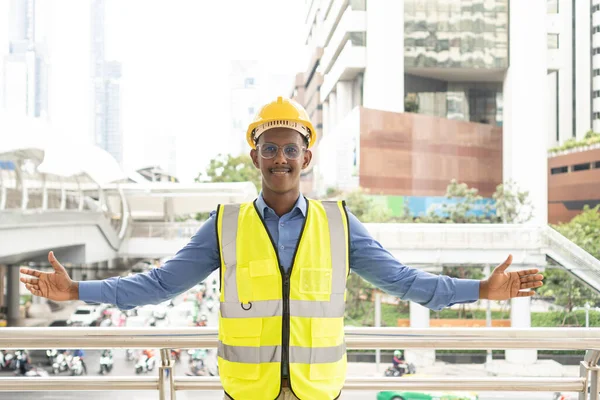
104, 0, 307, 182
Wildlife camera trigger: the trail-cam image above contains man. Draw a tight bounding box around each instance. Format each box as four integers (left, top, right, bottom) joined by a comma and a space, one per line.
392, 349, 405, 373
20, 97, 544, 400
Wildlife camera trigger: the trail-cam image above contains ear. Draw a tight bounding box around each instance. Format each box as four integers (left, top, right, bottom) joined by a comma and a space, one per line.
250, 148, 260, 169
302, 149, 312, 170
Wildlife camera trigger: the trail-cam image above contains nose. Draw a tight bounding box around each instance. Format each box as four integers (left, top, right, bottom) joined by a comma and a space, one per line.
273, 147, 287, 164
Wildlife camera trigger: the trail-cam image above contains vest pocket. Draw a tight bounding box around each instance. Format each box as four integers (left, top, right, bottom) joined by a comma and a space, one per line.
219, 318, 263, 380
299, 268, 332, 295
249, 259, 280, 300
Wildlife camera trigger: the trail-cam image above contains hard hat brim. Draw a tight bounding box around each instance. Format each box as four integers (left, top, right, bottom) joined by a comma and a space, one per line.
246, 118, 316, 149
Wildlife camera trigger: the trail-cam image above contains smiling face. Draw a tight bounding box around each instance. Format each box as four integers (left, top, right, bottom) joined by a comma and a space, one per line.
250, 127, 312, 195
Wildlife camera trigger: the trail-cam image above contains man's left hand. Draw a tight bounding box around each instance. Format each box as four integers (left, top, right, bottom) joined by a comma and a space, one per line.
479, 254, 544, 300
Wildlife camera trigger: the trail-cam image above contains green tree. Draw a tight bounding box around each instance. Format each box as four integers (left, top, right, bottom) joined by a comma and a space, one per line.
194, 154, 261, 221
344, 189, 392, 223
491, 180, 533, 223
196, 153, 261, 191
553, 205, 600, 259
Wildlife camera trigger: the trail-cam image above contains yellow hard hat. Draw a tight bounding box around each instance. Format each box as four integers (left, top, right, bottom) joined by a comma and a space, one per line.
246, 96, 316, 149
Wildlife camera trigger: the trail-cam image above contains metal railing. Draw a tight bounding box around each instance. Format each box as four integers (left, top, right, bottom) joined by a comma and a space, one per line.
543, 226, 600, 293
0, 327, 599, 399
129, 222, 202, 239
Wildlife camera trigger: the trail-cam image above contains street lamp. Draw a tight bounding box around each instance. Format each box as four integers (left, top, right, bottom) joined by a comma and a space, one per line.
585, 302, 591, 328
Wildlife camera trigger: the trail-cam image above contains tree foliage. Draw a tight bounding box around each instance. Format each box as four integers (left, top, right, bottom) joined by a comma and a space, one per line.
196, 153, 261, 191
194, 153, 261, 221
341, 179, 532, 224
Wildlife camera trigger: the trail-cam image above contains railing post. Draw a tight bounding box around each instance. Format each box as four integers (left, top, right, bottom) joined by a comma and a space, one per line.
158, 348, 176, 400
580, 350, 600, 400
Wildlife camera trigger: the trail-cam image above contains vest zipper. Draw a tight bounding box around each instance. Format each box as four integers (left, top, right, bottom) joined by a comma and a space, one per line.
282, 271, 291, 381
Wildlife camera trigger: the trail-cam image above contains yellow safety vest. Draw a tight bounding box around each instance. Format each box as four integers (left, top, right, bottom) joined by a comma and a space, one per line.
216, 198, 350, 400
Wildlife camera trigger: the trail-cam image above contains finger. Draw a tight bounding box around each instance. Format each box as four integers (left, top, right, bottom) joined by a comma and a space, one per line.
25, 284, 42, 297
48, 251, 67, 274
494, 254, 513, 273
520, 281, 543, 289
517, 290, 536, 297
19, 268, 41, 278
25, 283, 40, 291
20, 277, 39, 285
517, 269, 539, 277
520, 274, 544, 283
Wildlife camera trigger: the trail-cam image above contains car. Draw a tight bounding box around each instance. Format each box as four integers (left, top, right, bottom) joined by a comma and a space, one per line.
377, 391, 478, 400
67, 305, 102, 326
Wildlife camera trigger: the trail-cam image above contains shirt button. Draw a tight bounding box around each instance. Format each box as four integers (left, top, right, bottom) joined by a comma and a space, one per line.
280, 245, 285, 250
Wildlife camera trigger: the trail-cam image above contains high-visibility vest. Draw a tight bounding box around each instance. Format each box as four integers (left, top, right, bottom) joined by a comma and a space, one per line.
216, 199, 350, 400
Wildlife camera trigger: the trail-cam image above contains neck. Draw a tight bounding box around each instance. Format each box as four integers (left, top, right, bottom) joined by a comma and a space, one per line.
261, 187, 300, 217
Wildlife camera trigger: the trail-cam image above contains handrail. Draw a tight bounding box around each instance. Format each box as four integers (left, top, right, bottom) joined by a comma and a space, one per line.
1, 327, 599, 350
543, 225, 600, 292
0, 327, 598, 397
0, 376, 587, 392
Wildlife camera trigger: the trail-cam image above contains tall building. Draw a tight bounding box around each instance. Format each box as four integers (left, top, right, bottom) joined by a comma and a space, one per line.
297, 0, 550, 228
2, 0, 48, 118
229, 61, 261, 157
228, 61, 295, 156
104, 61, 123, 165
91, 0, 123, 165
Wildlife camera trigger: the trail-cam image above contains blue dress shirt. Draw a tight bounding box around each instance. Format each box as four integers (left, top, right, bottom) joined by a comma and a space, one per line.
79, 193, 479, 310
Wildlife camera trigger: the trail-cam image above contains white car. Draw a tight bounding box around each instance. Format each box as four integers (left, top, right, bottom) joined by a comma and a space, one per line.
68, 305, 101, 326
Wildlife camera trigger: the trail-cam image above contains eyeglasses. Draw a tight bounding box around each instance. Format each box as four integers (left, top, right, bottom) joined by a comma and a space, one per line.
258, 142, 305, 160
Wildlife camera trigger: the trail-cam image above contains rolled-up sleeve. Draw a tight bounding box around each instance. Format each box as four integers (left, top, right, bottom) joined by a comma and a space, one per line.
346, 210, 480, 311
79, 213, 221, 309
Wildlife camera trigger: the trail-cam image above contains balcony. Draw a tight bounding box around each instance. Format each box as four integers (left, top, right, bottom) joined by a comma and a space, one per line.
320, 4, 366, 75
320, 40, 366, 100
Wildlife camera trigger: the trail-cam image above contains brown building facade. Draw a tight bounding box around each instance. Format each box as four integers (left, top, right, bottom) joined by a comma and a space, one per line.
548, 147, 600, 224
358, 108, 503, 197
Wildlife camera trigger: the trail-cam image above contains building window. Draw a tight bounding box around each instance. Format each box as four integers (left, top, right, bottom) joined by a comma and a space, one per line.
594, 161, 600, 168
594, 69, 600, 76
551, 166, 568, 174
547, 0, 558, 13
593, 48, 600, 55
350, 0, 366, 11
595, 112, 600, 119
349, 32, 366, 46
573, 163, 591, 171
548, 34, 559, 49
594, 4, 600, 12
594, 26, 600, 34
594, 90, 600, 98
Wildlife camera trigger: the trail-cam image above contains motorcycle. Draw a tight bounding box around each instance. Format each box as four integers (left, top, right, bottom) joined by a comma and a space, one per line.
384, 363, 416, 377
0, 351, 14, 370
98, 351, 113, 375
135, 354, 156, 374
170, 349, 182, 362
185, 360, 207, 376
52, 352, 69, 375
125, 349, 135, 361
24, 366, 49, 377
69, 356, 86, 376
46, 349, 58, 366
13, 350, 29, 375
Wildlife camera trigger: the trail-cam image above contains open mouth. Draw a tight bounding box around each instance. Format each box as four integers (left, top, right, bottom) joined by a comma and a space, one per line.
270, 168, 291, 176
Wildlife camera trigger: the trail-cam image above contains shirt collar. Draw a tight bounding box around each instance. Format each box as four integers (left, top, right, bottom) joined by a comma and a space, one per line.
255, 192, 307, 218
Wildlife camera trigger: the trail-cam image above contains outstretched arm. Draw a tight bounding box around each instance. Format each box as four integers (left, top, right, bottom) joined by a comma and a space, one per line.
21, 213, 221, 309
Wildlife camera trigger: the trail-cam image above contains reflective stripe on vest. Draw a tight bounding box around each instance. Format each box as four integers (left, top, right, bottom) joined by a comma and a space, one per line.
217, 199, 349, 400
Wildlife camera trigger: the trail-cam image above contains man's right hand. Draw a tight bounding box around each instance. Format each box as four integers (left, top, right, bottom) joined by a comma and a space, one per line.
19, 251, 79, 301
